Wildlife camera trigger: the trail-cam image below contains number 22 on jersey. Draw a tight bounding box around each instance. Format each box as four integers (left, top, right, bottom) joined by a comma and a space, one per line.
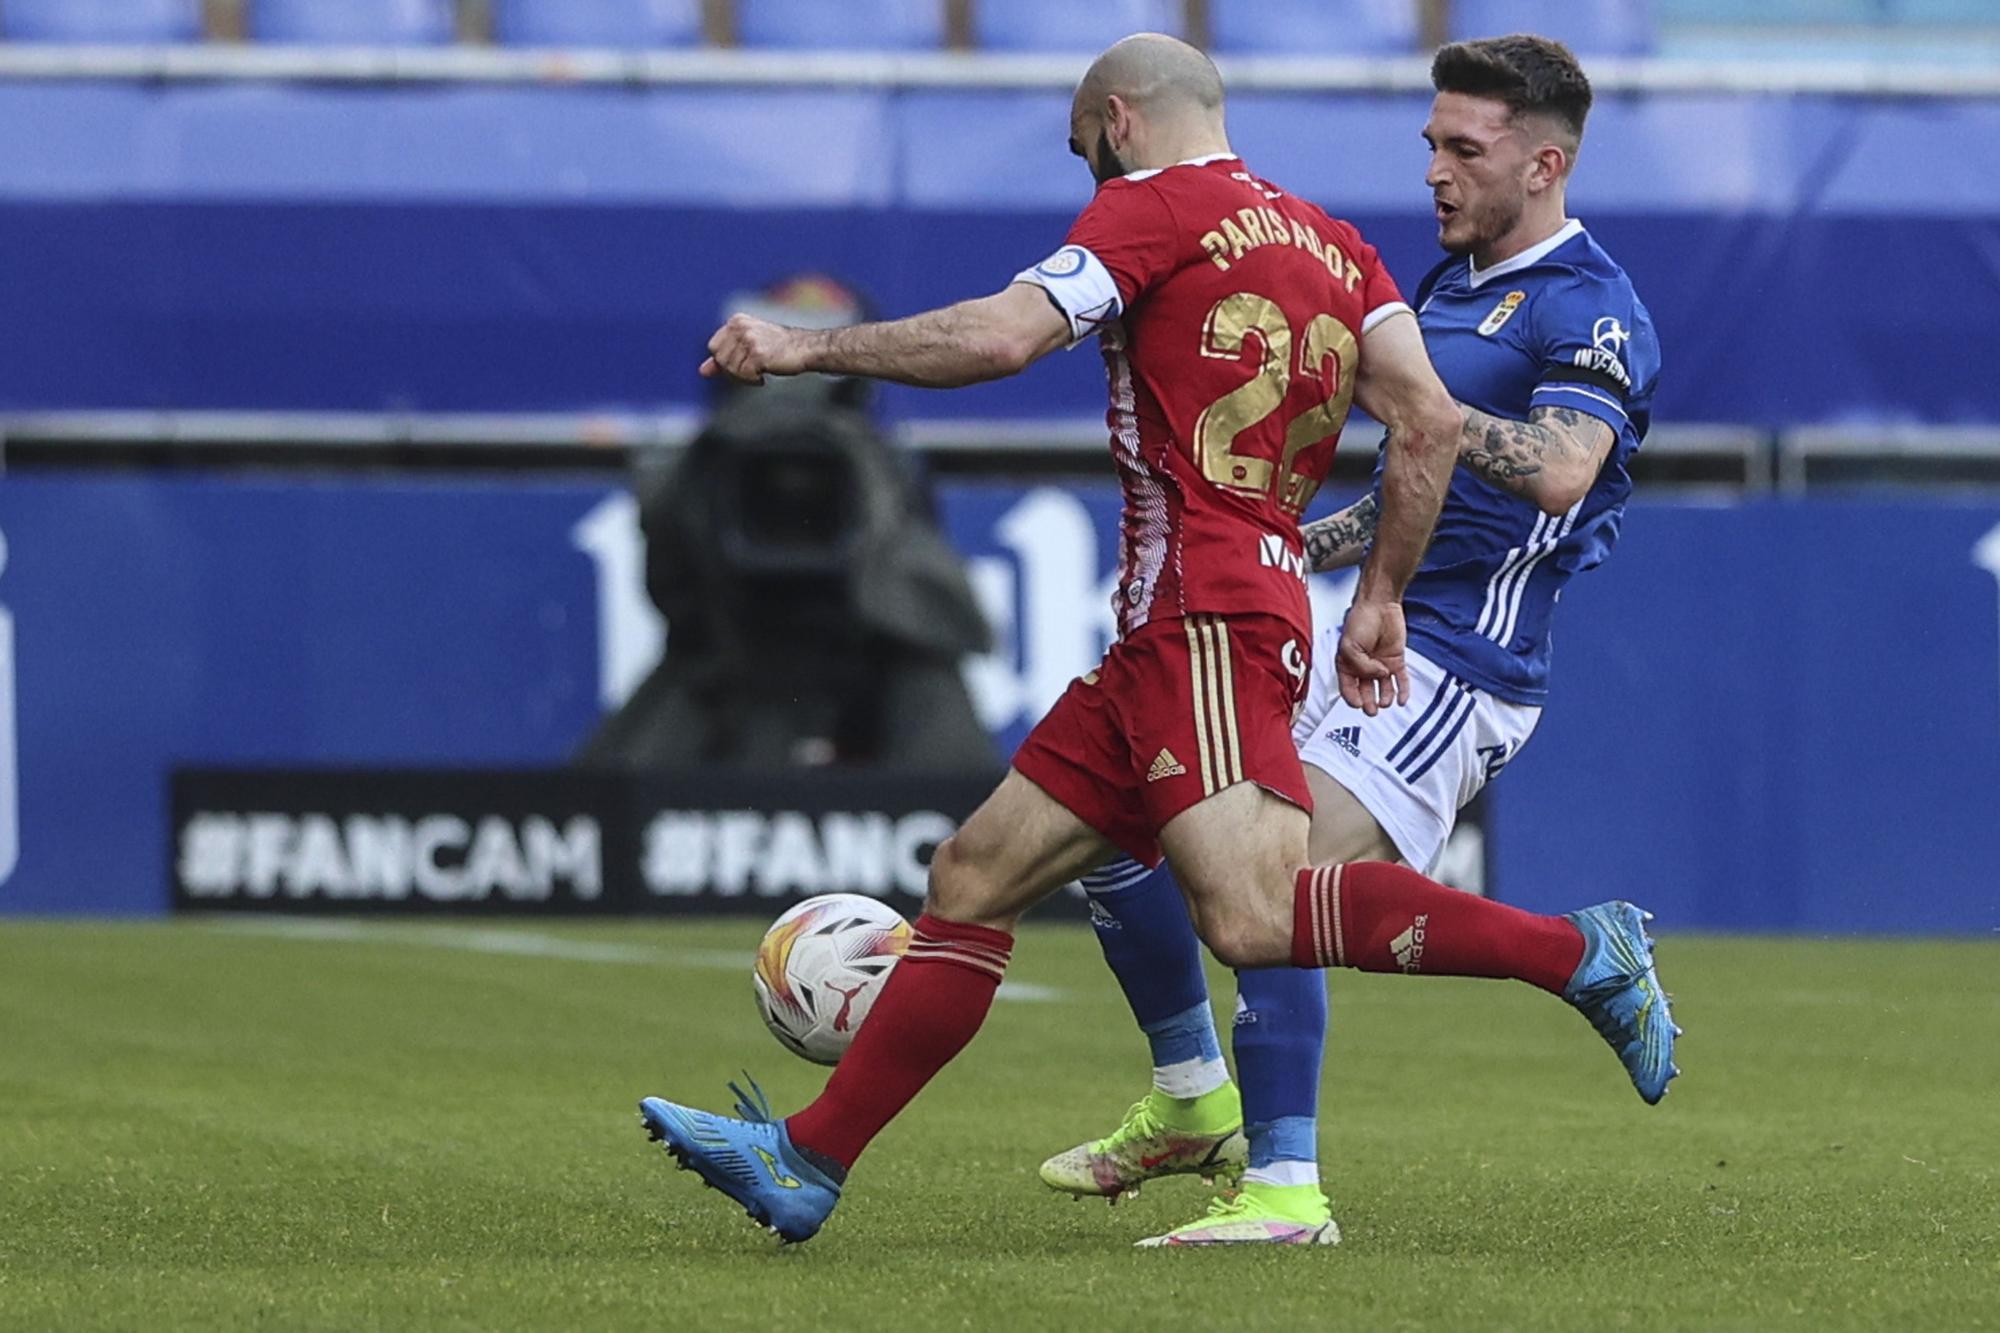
1192, 292, 1358, 515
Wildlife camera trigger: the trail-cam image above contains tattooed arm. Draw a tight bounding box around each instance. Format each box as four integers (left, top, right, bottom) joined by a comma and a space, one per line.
1301, 493, 1380, 573
1303, 403, 1614, 570
1460, 404, 1617, 517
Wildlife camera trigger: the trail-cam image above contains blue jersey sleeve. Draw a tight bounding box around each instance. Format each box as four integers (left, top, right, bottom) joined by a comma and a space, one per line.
1525, 271, 1644, 437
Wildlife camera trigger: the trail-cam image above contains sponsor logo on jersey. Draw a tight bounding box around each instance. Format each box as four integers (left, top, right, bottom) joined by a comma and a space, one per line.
1037, 246, 1086, 277
1389, 913, 1429, 972
1568, 315, 1633, 389
1258, 533, 1308, 581
1229, 170, 1285, 201
1477, 290, 1527, 336
1570, 347, 1632, 391
1326, 725, 1362, 758
1147, 748, 1187, 782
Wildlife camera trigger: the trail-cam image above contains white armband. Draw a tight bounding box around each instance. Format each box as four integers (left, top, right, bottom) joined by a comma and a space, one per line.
1013, 244, 1122, 347
1360, 300, 1413, 335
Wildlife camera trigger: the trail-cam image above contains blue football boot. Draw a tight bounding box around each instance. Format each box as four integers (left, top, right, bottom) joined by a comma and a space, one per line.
639, 1078, 842, 1243
1562, 902, 1682, 1104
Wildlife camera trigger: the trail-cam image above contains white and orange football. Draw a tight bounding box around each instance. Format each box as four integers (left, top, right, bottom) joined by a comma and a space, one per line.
751, 894, 912, 1065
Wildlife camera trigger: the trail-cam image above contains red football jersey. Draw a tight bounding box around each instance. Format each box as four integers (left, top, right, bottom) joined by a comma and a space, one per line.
1018, 155, 1407, 642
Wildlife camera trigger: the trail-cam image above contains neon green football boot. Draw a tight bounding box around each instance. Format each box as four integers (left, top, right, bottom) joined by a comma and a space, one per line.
1038, 1083, 1247, 1203
1135, 1180, 1340, 1247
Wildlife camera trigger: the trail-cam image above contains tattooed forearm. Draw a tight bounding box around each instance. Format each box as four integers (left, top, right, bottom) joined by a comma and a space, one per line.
1301, 492, 1380, 573
1459, 405, 1613, 507
1302, 405, 1609, 572
1462, 405, 1588, 480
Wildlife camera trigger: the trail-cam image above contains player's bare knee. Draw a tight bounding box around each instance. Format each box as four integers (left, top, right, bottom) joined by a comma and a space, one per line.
922, 834, 1013, 929
1196, 881, 1294, 968
923, 833, 976, 916
1200, 918, 1256, 969
1183, 898, 1270, 970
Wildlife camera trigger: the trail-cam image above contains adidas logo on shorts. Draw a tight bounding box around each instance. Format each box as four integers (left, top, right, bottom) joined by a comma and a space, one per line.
1327, 725, 1361, 757
1147, 748, 1187, 782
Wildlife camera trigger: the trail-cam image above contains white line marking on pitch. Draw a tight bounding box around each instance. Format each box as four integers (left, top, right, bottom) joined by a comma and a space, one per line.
199, 918, 1066, 1003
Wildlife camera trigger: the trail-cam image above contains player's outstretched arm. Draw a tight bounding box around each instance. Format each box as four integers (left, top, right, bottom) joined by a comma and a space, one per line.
1353, 310, 1460, 601
1300, 493, 1379, 573
1337, 309, 1461, 714
1460, 405, 1616, 517
701, 284, 1072, 390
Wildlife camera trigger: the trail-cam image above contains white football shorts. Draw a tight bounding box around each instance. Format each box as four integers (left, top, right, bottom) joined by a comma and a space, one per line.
1291, 626, 1541, 875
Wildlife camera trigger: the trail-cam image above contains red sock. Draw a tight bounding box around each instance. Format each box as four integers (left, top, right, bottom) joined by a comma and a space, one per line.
785, 913, 1013, 1170
1292, 862, 1584, 994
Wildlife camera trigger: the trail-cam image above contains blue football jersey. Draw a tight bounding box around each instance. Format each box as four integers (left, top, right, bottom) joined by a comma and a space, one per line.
1370, 220, 1660, 706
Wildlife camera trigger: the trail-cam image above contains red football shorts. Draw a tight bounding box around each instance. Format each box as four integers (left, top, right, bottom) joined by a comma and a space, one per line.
1012, 612, 1314, 866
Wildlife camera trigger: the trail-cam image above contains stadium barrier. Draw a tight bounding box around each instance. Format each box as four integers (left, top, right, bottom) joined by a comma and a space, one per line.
0, 75, 1991, 432
1, 470, 1992, 933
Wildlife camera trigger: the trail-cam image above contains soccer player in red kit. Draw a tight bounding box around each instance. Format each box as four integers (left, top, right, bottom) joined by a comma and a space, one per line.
640, 34, 1674, 1245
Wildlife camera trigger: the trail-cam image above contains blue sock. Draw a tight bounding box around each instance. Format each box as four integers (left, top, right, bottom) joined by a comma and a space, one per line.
1233, 964, 1328, 1187
1081, 858, 1228, 1100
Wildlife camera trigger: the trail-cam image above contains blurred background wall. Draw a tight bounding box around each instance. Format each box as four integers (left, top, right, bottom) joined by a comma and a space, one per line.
1, 0, 1995, 930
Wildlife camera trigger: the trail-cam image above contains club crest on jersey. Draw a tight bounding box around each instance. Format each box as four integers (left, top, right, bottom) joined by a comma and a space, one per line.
1477, 290, 1527, 336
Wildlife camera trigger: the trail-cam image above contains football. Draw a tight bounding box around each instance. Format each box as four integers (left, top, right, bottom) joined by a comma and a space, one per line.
752, 894, 912, 1065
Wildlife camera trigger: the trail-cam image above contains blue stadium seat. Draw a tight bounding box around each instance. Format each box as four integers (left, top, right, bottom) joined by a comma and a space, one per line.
490, 0, 703, 48
1663, 0, 1999, 23
1892, 0, 2000, 20
2, 0, 202, 43
1451, 0, 1657, 56
1658, 0, 1873, 19
246, 0, 456, 46
1209, 0, 1417, 56
975, 0, 1184, 53
736, 0, 944, 50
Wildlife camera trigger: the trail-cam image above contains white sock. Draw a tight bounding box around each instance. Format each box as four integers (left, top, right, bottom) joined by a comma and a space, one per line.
1243, 1161, 1320, 1189
1153, 1056, 1230, 1101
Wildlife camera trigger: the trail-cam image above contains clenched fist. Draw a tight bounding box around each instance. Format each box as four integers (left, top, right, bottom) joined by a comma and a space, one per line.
700, 313, 814, 385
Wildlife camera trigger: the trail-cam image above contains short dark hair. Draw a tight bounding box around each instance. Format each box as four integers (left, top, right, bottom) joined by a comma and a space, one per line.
1431, 35, 1593, 142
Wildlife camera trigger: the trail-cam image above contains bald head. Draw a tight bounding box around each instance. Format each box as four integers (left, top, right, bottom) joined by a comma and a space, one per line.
1069, 34, 1231, 183
1077, 33, 1224, 116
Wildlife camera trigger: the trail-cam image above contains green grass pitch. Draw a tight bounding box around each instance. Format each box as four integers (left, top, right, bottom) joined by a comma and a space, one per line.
2, 918, 1995, 1331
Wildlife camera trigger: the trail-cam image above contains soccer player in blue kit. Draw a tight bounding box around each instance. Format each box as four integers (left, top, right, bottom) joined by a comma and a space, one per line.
1039, 34, 1672, 1246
